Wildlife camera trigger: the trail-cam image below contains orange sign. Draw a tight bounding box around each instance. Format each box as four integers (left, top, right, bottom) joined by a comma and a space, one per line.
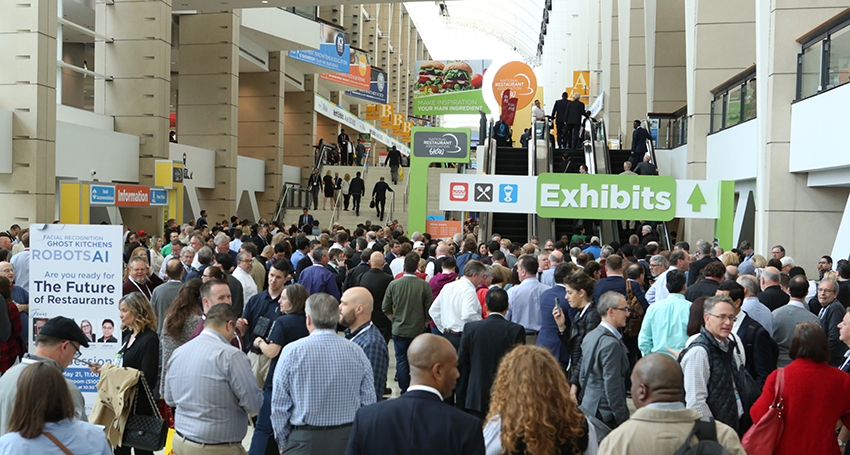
426, 220, 463, 239
320, 51, 371, 90
380, 104, 394, 128
392, 114, 405, 136
572, 70, 591, 101
115, 185, 150, 207
365, 104, 379, 120
491, 61, 537, 110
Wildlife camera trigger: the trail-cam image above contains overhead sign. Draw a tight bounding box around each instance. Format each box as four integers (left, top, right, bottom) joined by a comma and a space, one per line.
426, 220, 462, 239
288, 24, 350, 72
89, 185, 115, 205
115, 185, 150, 207
412, 129, 469, 159
150, 188, 168, 206
491, 61, 538, 110
30, 223, 122, 409
345, 67, 388, 104
380, 104, 395, 129
439, 175, 536, 213
365, 104, 380, 120
313, 94, 410, 155
675, 180, 719, 219
320, 47, 371, 90
413, 59, 492, 115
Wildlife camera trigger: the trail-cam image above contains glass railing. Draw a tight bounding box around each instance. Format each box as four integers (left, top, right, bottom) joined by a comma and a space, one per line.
647, 108, 687, 149
797, 19, 850, 100
710, 75, 756, 133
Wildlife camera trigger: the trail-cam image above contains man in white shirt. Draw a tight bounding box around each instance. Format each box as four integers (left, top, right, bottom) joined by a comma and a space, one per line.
389, 243, 412, 277
424, 244, 449, 282
646, 251, 689, 304
233, 251, 259, 302
429, 260, 487, 350
531, 99, 546, 121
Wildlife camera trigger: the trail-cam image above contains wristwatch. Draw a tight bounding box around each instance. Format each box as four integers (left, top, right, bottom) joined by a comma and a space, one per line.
254, 338, 263, 348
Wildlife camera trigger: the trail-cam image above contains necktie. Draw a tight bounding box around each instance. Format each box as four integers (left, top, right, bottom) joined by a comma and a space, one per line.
819, 307, 827, 319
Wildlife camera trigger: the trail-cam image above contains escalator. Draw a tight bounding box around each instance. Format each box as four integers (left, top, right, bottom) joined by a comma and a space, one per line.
491, 146, 530, 243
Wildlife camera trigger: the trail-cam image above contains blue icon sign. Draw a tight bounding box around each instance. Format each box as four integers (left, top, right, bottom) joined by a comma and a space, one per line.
499, 184, 517, 203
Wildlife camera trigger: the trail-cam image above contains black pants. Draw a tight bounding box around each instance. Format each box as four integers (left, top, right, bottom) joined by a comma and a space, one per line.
339, 144, 348, 165
343, 194, 351, 210
375, 198, 386, 219
556, 121, 567, 148
567, 123, 581, 148
310, 187, 320, 210
352, 194, 361, 215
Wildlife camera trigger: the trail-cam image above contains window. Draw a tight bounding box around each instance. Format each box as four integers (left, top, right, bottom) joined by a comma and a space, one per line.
711, 95, 723, 133
710, 73, 755, 134
725, 86, 741, 127
797, 16, 850, 100
743, 79, 757, 120
828, 26, 850, 89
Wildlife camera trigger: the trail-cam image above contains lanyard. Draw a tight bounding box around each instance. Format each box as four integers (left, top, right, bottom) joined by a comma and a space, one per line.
130, 278, 150, 298
350, 322, 374, 343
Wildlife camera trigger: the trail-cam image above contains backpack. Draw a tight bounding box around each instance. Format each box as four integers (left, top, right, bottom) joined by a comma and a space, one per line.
624, 279, 644, 337
672, 417, 732, 455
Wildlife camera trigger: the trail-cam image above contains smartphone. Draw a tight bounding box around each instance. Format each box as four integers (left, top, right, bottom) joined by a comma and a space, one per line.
555, 298, 562, 314
75, 357, 101, 369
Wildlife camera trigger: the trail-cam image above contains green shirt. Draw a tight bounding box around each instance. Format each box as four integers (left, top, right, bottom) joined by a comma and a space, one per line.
638, 293, 691, 358
382, 275, 434, 338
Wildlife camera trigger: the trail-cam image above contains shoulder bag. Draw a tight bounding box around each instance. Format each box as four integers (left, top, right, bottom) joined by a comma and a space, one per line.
44, 432, 74, 455
741, 368, 785, 455
122, 371, 169, 452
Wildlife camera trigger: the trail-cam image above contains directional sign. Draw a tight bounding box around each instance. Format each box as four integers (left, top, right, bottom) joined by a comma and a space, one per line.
675, 180, 719, 219
687, 185, 707, 212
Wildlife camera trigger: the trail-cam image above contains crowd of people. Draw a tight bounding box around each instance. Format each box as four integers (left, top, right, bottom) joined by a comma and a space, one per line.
1, 212, 850, 454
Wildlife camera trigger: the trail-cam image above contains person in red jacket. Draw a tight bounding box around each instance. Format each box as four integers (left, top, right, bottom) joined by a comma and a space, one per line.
750, 321, 850, 455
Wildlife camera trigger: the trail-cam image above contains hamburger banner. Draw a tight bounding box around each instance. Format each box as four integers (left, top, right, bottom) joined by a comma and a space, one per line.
413, 59, 492, 115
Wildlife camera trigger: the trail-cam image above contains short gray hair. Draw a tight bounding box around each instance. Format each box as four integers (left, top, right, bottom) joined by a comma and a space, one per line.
312, 247, 328, 262
181, 246, 195, 257
697, 240, 711, 255
650, 254, 669, 269
236, 251, 251, 264
704, 295, 734, 315
197, 246, 213, 265
780, 256, 795, 268
306, 293, 339, 329
737, 274, 760, 296
597, 291, 625, 317
761, 267, 780, 284
214, 232, 230, 246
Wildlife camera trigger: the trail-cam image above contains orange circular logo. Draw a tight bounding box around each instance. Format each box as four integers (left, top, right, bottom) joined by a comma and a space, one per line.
491, 61, 537, 110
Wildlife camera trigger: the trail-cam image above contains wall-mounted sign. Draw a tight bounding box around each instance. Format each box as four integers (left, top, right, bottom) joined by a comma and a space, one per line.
89, 185, 115, 205
115, 185, 150, 207
491, 61, 538, 110
345, 67, 388, 104
321, 47, 371, 90
413, 59, 492, 115
150, 188, 168, 206
439, 175, 536, 213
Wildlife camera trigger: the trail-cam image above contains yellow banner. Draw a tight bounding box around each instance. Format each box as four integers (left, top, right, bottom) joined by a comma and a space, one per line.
572, 71, 591, 101
380, 104, 394, 128
365, 104, 379, 120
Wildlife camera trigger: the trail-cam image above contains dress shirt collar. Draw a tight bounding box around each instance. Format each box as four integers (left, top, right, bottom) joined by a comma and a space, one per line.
406, 385, 443, 401
732, 310, 747, 334
668, 293, 686, 299
645, 402, 685, 410
743, 296, 760, 306
201, 328, 230, 345
344, 322, 370, 339
309, 328, 336, 337
600, 321, 623, 340
488, 313, 506, 319
403, 273, 418, 277
788, 299, 806, 309
841, 350, 850, 371
520, 277, 537, 285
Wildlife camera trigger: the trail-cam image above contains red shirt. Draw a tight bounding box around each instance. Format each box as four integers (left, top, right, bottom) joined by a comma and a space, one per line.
394, 272, 427, 281
0, 302, 23, 373
476, 284, 489, 318
750, 358, 850, 455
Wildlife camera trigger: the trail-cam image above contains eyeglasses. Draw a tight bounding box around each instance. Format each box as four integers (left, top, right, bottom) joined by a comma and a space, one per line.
612, 307, 631, 315
818, 288, 836, 294
708, 313, 737, 323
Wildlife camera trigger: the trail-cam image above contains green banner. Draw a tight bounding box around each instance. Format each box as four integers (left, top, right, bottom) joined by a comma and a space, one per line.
536, 173, 677, 221
413, 90, 491, 115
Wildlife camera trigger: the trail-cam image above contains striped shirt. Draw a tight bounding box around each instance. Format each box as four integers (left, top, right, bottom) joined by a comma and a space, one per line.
164, 329, 263, 444
271, 329, 376, 448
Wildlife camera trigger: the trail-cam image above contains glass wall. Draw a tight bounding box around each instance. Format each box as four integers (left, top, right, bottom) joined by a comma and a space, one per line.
800, 41, 823, 99
797, 20, 850, 100
743, 79, 757, 120
710, 75, 756, 133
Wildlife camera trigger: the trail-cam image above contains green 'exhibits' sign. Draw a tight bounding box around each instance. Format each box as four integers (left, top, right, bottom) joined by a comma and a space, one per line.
536, 173, 677, 221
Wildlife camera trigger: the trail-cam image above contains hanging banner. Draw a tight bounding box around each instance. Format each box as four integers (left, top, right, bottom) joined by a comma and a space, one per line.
500, 89, 518, 126
380, 104, 395, 129
345, 67, 388, 104
289, 24, 350, 72
30, 223, 122, 412
491, 61, 538, 110
320, 47, 371, 90
589, 91, 604, 118
365, 104, 380, 120
413, 59, 492, 115
313, 94, 409, 155
572, 71, 591, 102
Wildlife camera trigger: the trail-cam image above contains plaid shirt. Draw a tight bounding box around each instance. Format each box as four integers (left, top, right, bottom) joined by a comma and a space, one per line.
345, 322, 389, 402
0, 302, 23, 373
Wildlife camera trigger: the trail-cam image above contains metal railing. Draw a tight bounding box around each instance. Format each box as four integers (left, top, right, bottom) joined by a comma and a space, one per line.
328, 188, 344, 228
273, 182, 305, 223
385, 190, 396, 225
641, 118, 672, 251
402, 169, 411, 212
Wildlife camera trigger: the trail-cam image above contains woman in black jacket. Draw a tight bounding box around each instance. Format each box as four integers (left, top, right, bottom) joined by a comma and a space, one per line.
554, 271, 601, 404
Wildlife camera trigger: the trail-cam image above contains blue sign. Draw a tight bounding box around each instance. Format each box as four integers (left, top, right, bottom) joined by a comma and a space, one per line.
90, 185, 115, 205
345, 67, 388, 104
288, 32, 349, 73
499, 184, 518, 203
150, 188, 168, 206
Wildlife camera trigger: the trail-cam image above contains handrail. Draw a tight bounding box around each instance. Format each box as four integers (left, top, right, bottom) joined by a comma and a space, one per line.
328, 186, 344, 228
361, 144, 370, 181
385, 190, 396, 225
641, 119, 660, 166
402, 168, 411, 212
641, 118, 672, 251
273, 182, 299, 223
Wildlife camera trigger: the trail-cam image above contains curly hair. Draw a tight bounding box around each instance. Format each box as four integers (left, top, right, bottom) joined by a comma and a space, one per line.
120, 292, 158, 333
164, 279, 203, 338
487, 345, 585, 455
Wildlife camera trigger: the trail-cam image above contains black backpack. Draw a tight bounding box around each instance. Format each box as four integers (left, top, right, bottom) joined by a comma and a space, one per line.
672, 417, 732, 455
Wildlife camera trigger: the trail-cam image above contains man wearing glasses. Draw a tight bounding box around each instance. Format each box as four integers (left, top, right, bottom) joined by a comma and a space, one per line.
578, 291, 631, 430
813, 278, 846, 366
0, 316, 89, 434
232, 251, 259, 303
679, 295, 744, 434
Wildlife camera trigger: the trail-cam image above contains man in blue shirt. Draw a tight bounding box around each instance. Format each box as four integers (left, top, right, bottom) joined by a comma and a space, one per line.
507, 256, 551, 344
638, 269, 690, 357
298, 247, 341, 301
339, 287, 389, 403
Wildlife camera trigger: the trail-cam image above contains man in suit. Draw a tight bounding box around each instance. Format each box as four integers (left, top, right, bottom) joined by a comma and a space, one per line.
634, 152, 658, 176
814, 278, 847, 366
307, 168, 321, 211
358, 252, 393, 342
338, 128, 350, 165
630, 120, 651, 169
773, 275, 821, 368
565, 92, 585, 149
837, 308, 850, 373
343, 247, 372, 291
345, 334, 486, 455
758, 266, 789, 311
688, 240, 715, 286
349, 172, 366, 216
684, 261, 725, 302
298, 209, 314, 232
551, 92, 570, 149
372, 176, 394, 221
580, 291, 631, 429
355, 139, 366, 166
384, 146, 402, 185
537, 262, 577, 367
593, 255, 648, 370
456, 288, 524, 418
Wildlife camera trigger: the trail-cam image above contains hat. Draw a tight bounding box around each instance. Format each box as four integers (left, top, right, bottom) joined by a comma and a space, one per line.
738, 261, 756, 276
413, 241, 425, 249
137, 230, 146, 237
39, 316, 90, 348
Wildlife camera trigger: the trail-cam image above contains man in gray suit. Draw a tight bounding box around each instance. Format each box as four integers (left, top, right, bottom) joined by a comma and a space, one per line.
814, 278, 847, 366
579, 291, 631, 429
772, 275, 820, 368
150, 258, 185, 333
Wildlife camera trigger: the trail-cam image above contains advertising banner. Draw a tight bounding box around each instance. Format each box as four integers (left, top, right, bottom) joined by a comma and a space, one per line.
365, 104, 380, 120
439, 175, 537, 213
380, 104, 395, 129
345, 67, 388, 104
572, 70, 591, 102
320, 47, 371, 90
500, 89, 518, 125
313, 95, 410, 155
491, 61, 538, 110
288, 24, 350, 73
413, 59, 492, 115
426, 220, 463, 239
29, 224, 123, 411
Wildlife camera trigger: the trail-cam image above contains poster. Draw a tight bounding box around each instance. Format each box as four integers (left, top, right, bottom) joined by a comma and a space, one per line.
288, 24, 350, 73
491, 61, 538, 111
345, 67, 388, 104
320, 47, 371, 90
29, 223, 122, 411
413, 59, 492, 115
426, 220, 462, 239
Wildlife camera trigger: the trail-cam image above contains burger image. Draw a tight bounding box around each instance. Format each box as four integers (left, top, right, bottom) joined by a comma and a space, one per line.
442, 61, 473, 91
415, 60, 445, 94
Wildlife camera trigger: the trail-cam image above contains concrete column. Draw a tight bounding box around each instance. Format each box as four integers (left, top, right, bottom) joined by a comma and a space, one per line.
0, 0, 57, 225
619, 0, 647, 147
347, 4, 363, 49
363, 5, 378, 58
283, 72, 316, 186
601, 0, 621, 142
239, 52, 285, 220
178, 11, 240, 222
320, 5, 344, 26
682, 0, 754, 243
646, 0, 686, 113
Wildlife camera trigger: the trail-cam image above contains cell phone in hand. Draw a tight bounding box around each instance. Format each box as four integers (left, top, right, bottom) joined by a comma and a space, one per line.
76, 357, 101, 369
555, 298, 562, 314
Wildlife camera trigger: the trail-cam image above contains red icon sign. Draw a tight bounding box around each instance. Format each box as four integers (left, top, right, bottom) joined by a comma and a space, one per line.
449, 183, 468, 201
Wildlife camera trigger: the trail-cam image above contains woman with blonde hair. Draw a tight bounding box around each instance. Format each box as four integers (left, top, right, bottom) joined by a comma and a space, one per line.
342, 173, 352, 211
484, 345, 591, 455
720, 251, 739, 267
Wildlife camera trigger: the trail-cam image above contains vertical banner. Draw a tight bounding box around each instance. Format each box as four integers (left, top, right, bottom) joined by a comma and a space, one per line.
29, 224, 122, 411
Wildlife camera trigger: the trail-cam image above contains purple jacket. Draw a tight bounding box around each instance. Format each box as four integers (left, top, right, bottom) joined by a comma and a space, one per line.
429, 272, 458, 300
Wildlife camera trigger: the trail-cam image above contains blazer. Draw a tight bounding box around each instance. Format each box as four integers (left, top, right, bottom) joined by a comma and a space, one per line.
551, 98, 569, 123
298, 214, 314, 228
592, 276, 649, 312
819, 300, 848, 366
684, 278, 720, 302
345, 390, 485, 455
687, 256, 714, 286
579, 325, 630, 428
758, 285, 790, 312
735, 313, 777, 390
457, 314, 525, 413
565, 99, 585, 124
358, 268, 394, 331
538, 285, 571, 363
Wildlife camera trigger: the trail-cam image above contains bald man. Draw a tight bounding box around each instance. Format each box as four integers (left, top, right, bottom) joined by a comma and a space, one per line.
340, 287, 389, 402
539, 250, 564, 287
357, 252, 394, 342
598, 354, 745, 455
345, 334, 485, 455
